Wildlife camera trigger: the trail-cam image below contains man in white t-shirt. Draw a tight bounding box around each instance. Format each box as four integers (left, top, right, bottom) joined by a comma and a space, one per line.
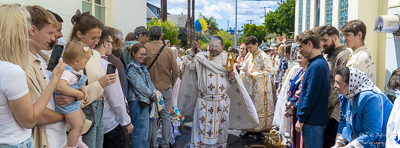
26, 6, 67, 147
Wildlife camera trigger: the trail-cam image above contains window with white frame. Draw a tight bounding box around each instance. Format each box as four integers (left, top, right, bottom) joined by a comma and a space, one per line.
82, 0, 105, 23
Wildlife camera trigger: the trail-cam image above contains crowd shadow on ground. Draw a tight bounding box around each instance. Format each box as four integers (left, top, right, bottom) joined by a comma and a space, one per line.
172, 117, 265, 148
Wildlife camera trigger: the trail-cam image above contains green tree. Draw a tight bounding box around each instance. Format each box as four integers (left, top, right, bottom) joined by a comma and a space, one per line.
264, 0, 295, 35
147, 18, 180, 46
199, 13, 219, 35
215, 30, 233, 50
242, 23, 266, 45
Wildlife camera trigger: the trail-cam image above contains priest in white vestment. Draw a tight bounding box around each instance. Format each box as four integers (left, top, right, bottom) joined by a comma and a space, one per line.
239, 35, 274, 142
178, 36, 259, 148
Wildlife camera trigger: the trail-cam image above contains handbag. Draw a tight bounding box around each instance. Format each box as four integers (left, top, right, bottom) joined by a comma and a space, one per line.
149, 90, 164, 119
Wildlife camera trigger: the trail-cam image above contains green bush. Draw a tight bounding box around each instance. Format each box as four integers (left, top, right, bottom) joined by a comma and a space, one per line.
147, 18, 180, 46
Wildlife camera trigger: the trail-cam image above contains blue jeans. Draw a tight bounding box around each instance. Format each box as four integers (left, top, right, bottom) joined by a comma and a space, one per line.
82, 100, 104, 148
129, 101, 151, 148
302, 123, 326, 148
0, 137, 34, 148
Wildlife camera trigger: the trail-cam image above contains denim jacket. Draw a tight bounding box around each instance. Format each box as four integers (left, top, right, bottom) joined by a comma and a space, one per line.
126, 59, 156, 104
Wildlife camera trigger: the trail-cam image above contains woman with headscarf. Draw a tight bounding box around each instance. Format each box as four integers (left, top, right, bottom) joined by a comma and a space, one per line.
272, 43, 302, 135
235, 43, 247, 73
332, 66, 392, 148
285, 50, 309, 148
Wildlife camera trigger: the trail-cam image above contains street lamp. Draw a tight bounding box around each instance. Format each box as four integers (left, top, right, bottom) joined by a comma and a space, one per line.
227, 20, 229, 31
227, 19, 234, 31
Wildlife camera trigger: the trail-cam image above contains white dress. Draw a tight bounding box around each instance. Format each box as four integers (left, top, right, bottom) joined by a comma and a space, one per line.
272, 64, 302, 134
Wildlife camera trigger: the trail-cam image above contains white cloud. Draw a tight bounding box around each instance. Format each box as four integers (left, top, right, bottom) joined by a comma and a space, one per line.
146, 0, 280, 29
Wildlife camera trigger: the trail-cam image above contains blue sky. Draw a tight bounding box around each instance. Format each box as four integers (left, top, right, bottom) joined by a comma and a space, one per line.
147, 0, 281, 31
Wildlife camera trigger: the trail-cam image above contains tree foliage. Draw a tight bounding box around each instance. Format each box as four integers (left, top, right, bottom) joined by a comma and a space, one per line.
264, 0, 295, 35
147, 18, 180, 46
215, 30, 232, 42
242, 23, 266, 45
214, 30, 232, 50
199, 13, 219, 35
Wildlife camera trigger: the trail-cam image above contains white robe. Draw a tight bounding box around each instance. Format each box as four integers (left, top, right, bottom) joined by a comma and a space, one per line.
178, 51, 259, 148
386, 96, 400, 148
272, 64, 302, 134
240, 49, 274, 132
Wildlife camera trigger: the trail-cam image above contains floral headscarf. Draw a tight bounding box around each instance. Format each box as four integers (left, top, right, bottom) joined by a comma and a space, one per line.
345, 67, 383, 98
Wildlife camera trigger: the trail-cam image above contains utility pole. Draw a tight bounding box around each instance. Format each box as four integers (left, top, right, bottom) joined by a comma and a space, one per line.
186, 0, 191, 48
191, 0, 195, 45
161, 0, 167, 21
261, 6, 270, 43
247, 20, 254, 24
234, 0, 237, 47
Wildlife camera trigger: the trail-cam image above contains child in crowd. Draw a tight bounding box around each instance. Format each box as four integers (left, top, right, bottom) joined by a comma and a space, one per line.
55, 41, 90, 148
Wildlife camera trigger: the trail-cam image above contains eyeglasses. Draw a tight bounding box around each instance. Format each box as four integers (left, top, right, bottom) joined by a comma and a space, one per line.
139, 53, 146, 57
106, 40, 114, 45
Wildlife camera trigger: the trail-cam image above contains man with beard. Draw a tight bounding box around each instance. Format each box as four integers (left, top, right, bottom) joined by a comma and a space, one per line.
318, 25, 351, 148
178, 36, 259, 147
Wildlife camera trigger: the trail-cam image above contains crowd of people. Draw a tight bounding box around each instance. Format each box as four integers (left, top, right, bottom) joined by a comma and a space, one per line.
1, 3, 400, 148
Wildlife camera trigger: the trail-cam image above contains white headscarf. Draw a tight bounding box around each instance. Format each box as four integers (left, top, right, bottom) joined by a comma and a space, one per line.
288, 43, 299, 69
345, 67, 383, 98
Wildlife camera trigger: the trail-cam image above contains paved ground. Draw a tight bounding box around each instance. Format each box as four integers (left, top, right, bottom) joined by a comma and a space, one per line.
172, 117, 265, 148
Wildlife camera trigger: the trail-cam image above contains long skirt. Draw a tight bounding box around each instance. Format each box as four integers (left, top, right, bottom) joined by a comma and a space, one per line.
291, 106, 304, 148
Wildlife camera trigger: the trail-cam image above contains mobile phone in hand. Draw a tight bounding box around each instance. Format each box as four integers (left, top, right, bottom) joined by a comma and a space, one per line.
47, 44, 65, 71
106, 64, 116, 74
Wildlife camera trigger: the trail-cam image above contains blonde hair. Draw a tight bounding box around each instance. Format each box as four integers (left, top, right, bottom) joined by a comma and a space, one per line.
63, 41, 91, 64
0, 4, 31, 70
278, 44, 285, 56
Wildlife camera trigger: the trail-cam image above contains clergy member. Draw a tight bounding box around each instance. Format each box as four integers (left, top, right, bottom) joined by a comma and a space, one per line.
178, 36, 259, 148
240, 35, 275, 142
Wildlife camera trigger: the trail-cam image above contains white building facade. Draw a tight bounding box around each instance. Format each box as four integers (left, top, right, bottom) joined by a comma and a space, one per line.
1, 0, 147, 41
295, 0, 390, 89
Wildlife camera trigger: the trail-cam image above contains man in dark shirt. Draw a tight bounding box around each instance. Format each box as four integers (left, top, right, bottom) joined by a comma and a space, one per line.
295, 30, 330, 148
318, 25, 351, 148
